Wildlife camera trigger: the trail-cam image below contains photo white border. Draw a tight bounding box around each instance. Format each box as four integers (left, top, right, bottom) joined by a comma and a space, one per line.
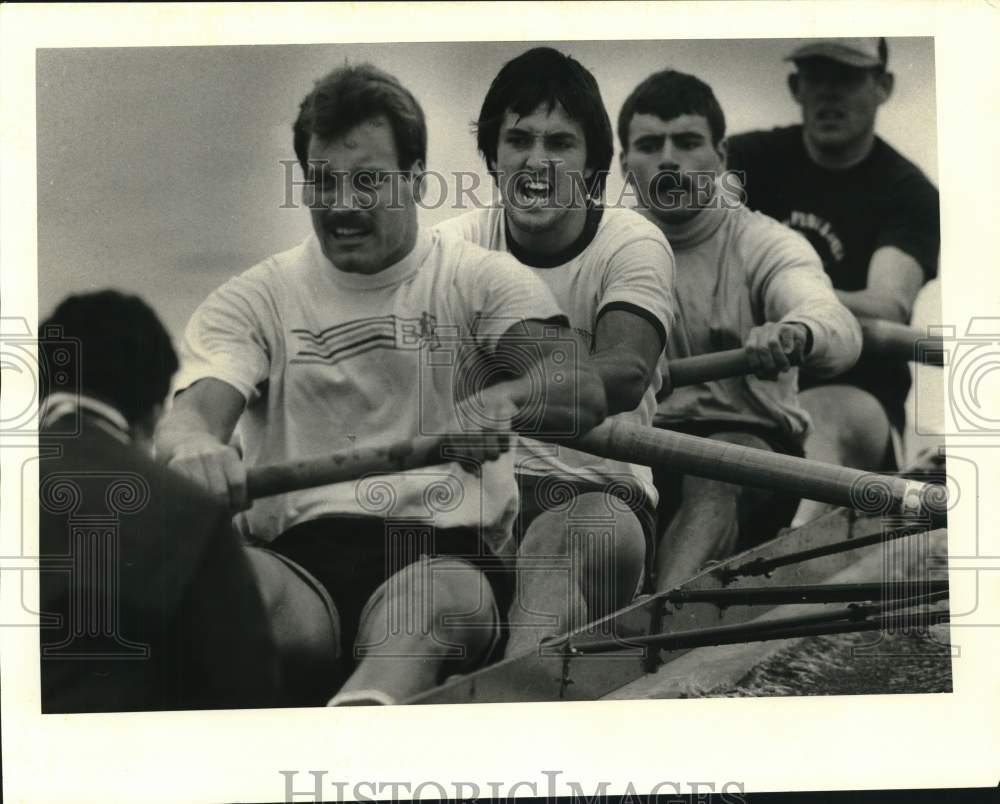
3, 2, 999, 801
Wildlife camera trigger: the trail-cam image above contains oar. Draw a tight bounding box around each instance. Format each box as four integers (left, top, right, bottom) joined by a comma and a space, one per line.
567, 419, 945, 523
245, 433, 504, 500
667, 349, 767, 389
246, 420, 945, 523
662, 318, 943, 397
859, 318, 945, 366
656, 348, 801, 401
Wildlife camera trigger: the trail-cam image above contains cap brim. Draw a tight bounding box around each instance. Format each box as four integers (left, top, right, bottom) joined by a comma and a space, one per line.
784, 44, 882, 69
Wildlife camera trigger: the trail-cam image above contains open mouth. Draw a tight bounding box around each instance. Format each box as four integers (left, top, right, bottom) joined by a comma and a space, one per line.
815, 108, 846, 123
512, 177, 553, 209
324, 218, 374, 242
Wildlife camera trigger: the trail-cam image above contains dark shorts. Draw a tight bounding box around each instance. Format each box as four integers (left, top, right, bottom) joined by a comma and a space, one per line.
262, 516, 513, 670
652, 421, 806, 551
514, 472, 658, 584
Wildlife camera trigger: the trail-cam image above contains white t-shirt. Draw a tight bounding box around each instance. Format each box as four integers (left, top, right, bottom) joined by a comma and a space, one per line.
436, 206, 676, 504
176, 227, 564, 555
647, 202, 862, 440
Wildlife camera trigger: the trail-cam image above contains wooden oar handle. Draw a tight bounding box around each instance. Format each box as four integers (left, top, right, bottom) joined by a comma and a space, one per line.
247, 434, 454, 500
668, 349, 749, 389
859, 318, 945, 366
661, 319, 944, 400
668, 349, 756, 389
656, 347, 802, 402
568, 419, 946, 524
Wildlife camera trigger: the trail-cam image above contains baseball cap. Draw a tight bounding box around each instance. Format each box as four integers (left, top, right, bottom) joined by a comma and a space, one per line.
784, 37, 887, 69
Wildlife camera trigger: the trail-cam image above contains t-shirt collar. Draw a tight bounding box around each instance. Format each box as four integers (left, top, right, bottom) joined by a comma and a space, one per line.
503, 204, 604, 268
41, 392, 132, 444
311, 228, 432, 290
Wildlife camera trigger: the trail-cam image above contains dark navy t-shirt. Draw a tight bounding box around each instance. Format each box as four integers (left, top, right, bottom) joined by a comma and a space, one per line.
726, 125, 940, 432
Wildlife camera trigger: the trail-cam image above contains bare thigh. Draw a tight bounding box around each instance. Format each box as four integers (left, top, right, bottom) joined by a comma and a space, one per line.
799, 385, 893, 470
246, 547, 342, 703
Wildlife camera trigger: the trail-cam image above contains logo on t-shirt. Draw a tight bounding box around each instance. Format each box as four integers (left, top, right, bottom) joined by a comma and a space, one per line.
786, 210, 845, 263
290, 313, 440, 365
398, 312, 441, 350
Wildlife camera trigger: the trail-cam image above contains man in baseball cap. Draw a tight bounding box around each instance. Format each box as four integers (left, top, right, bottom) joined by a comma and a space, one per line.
726, 38, 940, 524
784, 37, 887, 70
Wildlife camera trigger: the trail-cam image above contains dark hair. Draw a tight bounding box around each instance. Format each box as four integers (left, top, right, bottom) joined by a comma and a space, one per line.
475, 47, 613, 197
293, 63, 427, 173
40, 290, 178, 426
618, 69, 726, 151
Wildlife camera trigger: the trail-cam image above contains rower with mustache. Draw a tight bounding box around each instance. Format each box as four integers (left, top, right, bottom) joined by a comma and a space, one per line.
157, 62, 607, 705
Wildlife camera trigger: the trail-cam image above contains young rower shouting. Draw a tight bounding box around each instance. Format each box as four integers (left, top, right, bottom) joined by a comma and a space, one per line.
437, 47, 675, 653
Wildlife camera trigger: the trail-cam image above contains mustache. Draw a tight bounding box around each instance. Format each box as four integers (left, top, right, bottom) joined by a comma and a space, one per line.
322, 211, 373, 229
652, 171, 695, 194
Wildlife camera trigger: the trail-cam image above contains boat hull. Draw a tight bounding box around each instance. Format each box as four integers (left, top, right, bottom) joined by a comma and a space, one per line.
406, 508, 947, 705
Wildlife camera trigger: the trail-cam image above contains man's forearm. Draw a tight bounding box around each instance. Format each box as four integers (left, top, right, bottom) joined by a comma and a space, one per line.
154, 407, 226, 463
589, 349, 652, 415
763, 267, 863, 377
836, 289, 910, 324
153, 379, 246, 462
787, 300, 863, 379
502, 363, 607, 440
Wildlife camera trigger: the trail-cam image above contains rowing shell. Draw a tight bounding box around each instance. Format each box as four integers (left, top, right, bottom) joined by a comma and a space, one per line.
405, 503, 948, 705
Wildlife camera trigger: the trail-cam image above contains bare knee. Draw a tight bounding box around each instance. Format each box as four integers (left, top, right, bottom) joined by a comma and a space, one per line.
520, 508, 571, 555
359, 557, 498, 661
520, 492, 644, 573
425, 558, 497, 628
246, 547, 341, 703
246, 548, 340, 655
801, 386, 889, 469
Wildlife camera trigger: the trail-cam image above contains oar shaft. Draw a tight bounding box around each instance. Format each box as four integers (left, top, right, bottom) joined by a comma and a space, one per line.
859, 318, 945, 366
567, 419, 941, 521
246, 434, 450, 499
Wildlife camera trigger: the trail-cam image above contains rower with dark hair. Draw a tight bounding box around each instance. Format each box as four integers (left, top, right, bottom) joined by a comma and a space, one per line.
438, 47, 675, 653
38, 290, 178, 448
618, 69, 862, 592
38, 290, 291, 712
